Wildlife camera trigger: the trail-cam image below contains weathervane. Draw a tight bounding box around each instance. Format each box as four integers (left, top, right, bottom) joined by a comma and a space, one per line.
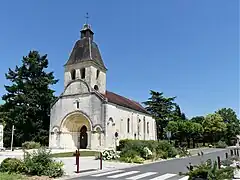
85, 12, 89, 24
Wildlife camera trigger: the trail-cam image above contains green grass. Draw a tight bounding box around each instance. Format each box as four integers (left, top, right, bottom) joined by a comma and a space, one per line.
0, 172, 26, 180
51, 151, 99, 158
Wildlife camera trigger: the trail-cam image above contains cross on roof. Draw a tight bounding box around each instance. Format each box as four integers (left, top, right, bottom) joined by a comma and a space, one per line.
85, 12, 89, 24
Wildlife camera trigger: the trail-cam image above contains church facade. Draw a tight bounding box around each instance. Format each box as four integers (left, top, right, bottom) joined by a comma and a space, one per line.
49, 23, 157, 150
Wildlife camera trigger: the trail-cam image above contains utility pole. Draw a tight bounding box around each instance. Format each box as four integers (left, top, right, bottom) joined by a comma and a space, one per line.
10, 125, 15, 151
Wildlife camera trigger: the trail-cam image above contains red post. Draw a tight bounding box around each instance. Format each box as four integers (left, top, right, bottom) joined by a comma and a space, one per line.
75, 150, 78, 165
76, 150, 80, 173
100, 152, 103, 170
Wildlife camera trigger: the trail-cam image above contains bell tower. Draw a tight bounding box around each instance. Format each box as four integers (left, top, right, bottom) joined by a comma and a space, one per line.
64, 19, 107, 94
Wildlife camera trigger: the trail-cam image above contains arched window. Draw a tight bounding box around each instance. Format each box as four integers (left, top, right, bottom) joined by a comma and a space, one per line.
108, 117, 114, 125
76, 101, 80, 109
96, 127, 102, 146
80, 68, 85, 79
127, 118, 130, 133
94, 85, 99, 91
71, 69, 76, 80
147, 122, 149, 134
143, 117, 146, 139
137, 119, 141, 138
96, 69, 100, 79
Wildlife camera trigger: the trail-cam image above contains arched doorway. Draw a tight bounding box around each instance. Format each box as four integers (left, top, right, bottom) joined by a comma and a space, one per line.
60, 112, 92, 149
80, 125, 88, 149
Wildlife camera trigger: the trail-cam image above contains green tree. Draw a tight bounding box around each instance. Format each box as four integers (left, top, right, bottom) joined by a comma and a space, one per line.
191, 116, 204, 124
1, 51, 58, 147
202, 113, 227, 144
143, 90, 176, 140
191, 122, 203, 148
174, 105, 187, 120
216, 108, 240, 145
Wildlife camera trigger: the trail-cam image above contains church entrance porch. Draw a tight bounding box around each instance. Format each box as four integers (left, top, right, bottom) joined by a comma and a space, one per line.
59, 112, 92, 149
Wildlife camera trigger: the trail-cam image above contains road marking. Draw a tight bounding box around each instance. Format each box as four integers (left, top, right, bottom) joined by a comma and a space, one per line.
91, 170, 124, 177
126, 172, 157, 180
107, 171, 139, 178
149, 173, 176, 180
178, 176, 189, 180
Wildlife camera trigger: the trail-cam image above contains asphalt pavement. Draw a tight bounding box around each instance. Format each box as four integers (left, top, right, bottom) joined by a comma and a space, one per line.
69, 148, 233, 180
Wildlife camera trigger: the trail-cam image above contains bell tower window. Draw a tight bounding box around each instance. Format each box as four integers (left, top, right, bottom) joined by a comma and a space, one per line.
80, 68, 85, 79
96, 69, 100, 79
76, 101, 80, 109
71, 69, 76, 80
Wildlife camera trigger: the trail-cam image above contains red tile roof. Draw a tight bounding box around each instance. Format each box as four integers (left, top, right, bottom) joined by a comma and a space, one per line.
103, 91, 149, 114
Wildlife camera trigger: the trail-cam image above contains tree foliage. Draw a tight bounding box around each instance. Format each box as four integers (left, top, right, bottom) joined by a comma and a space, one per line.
0, 51, 58, 147
216, 108, 240, 145
144, 90, 238, 148
191, 116, 204, 124
143, 90, 177, 139
202, 113, 227, 143
166, 120, 203, 148
173, 105, 187, 120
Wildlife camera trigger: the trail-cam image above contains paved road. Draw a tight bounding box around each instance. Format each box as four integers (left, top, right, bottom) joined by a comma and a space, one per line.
70, 148, 232, 180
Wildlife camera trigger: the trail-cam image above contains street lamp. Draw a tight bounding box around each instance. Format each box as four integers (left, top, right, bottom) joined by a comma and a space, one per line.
10, 125, 15, 151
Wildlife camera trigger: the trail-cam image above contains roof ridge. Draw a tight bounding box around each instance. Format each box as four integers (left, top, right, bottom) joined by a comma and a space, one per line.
105, 90, 148, 114
107, 90, 136, 103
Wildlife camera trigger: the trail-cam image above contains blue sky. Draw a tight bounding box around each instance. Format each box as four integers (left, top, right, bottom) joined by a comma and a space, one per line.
0, 0, 239, 118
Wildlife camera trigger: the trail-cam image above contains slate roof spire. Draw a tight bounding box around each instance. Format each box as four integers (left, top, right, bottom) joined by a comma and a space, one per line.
65, 16, 106, 71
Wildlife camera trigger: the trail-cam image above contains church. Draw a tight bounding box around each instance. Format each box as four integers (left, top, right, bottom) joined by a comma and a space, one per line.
49, 22, 157, 150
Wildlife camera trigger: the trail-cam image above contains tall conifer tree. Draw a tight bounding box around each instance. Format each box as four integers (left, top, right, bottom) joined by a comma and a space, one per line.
1, 51, 58, 146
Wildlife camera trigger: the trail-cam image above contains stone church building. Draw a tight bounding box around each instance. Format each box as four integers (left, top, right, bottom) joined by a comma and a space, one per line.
49, 23, 157, 150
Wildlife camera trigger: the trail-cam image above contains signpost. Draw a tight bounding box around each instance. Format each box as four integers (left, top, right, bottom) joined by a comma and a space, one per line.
0, 124, 3, 150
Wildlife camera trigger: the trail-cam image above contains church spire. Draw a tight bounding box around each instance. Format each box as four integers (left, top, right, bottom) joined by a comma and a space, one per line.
81, 13, 94, 39
65, 14, 106, 71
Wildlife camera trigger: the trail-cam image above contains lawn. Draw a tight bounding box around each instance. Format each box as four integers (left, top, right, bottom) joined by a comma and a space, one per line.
51, 150, 99, 158
0, 172, 26, 180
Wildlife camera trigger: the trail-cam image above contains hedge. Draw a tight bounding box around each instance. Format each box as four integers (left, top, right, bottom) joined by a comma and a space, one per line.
118, 139, 178, 161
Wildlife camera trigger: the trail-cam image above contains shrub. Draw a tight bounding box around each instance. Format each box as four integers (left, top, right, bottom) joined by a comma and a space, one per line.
156, 141, 178, 158
22, 141, 41, 149
177, 147, 191, 157
155, 149, 168, 159
118, 139, 177, 162
119, 155, 144, 164
119, 148, 145, 164
215, 141, 227, 148
120, 149, 139, 159
0, 172, 25, 180
143, 147, 153, 159
132, 156, 145, 164
184, 159, 234, 180
118, 139, 157, 152
101, 150, 119, 161
23, 147, 64, 177
0, 158, 26, 173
